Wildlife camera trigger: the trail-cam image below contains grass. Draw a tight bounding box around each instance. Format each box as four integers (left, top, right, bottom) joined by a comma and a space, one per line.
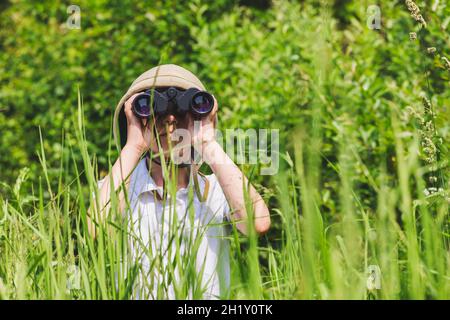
0, 0, 449, 301
0, 86, 448, 300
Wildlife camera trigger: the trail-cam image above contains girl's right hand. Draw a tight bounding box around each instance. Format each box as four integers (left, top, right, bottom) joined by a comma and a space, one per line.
123, 93, 153, 156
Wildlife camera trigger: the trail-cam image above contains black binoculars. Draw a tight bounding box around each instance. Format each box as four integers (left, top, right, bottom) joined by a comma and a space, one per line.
132, 87, 214, 118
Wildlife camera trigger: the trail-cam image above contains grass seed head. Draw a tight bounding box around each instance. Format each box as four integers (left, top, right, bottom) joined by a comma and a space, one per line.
441, 56, 450, 71
405, 0, 427, 27
427, 47, 436, 54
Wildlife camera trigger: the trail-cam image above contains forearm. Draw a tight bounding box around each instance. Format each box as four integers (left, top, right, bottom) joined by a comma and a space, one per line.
204, 141, 271, 235
87, 144, 142, 236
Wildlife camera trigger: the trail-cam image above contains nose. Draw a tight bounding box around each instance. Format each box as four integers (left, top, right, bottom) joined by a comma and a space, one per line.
164, 114, 177, 124
162, 114, 177, 134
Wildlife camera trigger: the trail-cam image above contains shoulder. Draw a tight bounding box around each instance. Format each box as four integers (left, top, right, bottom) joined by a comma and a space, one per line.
202, 173, 231, 221
127, 157, 147, 196
97, 177, 106, 188
203, 173, 223, 198
95, 158, 145, 197
203, 172, 218, 184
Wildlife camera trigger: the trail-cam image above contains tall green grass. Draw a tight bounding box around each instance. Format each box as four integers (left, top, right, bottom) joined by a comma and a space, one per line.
0, 84, 448, 299
0, 0, 449, 301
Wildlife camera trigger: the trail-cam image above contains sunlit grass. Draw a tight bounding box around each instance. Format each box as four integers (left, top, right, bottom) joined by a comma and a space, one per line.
0, 85, 448, 300
0, 1, 449, 300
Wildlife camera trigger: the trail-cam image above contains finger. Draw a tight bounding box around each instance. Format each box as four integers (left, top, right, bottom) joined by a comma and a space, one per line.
187, 113, 193, 129
210, 94, 218, 118
211, 95, 218, 127
188, 114, 196, 136
124, 93, 143, 125
201, 94, 217, 125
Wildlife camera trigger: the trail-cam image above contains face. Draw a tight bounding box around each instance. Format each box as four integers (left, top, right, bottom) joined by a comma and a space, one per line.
144, 91, 192, 161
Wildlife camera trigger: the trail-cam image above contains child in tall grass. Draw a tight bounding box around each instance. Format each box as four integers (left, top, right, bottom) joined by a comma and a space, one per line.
88, 64, 270, 299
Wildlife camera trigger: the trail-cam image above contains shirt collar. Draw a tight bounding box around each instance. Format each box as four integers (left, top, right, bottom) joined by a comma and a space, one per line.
131, 157, 204, 198
131, 158, 158, 196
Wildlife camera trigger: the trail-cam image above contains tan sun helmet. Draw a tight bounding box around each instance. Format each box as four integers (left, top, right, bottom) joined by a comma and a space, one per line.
113, 63, 208, 149
112, 64, 214, 202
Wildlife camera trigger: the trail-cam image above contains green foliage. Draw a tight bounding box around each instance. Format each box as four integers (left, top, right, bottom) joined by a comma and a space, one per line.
0, 0, 449, 299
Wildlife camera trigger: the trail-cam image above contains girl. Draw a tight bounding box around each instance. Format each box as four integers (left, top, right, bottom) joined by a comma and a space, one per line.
88, 64, 270, 299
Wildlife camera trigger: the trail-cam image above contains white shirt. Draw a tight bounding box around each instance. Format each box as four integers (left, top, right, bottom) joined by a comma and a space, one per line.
97, 158, 231, 299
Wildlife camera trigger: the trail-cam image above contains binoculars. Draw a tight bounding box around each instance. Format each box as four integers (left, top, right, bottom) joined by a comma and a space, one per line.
132, 87, 214, 118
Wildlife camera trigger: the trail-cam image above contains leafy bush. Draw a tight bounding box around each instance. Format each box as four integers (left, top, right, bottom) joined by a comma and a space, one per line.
0, 0, 449, 299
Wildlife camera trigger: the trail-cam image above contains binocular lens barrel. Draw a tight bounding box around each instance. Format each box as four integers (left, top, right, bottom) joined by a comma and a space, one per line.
133, 94, 152, 118
191, 92, 214, 115
131, 88, 213, 118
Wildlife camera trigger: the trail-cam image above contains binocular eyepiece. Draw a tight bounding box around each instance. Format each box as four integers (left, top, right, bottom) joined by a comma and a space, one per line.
132, 87, 214, 119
